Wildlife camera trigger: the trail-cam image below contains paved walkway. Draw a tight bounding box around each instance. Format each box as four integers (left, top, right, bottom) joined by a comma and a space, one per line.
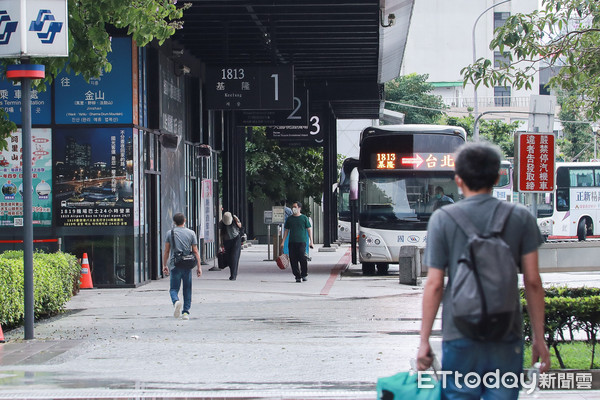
0, 243, 599, 399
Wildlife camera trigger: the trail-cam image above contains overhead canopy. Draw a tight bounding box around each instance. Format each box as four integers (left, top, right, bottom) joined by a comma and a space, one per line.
173, 0, 414, 119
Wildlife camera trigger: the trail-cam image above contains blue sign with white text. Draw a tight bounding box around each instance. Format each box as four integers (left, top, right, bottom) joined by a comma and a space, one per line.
54, 37, 132, 124
0, 76, 51, 125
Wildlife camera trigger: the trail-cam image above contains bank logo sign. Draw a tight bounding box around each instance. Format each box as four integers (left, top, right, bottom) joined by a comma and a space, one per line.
0, 0, 68, 57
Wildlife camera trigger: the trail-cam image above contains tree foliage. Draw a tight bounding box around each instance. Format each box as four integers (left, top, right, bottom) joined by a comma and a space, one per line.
246, 128, 324, 205
444, 115, 520, 158
556, 92, 595, 161
384, 73, 447, 124
0, 0, 189, 149
461, 0, 600, 120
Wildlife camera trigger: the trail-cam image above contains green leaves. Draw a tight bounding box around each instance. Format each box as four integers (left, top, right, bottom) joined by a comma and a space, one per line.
383, 73, 447, 124
0, 0, 188, 139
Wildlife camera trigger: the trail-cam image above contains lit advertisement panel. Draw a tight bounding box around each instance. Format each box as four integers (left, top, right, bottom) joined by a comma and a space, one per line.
53, 128, 134, 227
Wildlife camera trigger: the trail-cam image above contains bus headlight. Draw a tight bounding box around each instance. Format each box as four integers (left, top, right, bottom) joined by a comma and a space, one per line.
360, 233, 383, 246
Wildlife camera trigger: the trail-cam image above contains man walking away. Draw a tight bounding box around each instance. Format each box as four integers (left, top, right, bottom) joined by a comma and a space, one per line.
281, 201, 314, 283
162, 213, 202, 320
417, 143, 550, 399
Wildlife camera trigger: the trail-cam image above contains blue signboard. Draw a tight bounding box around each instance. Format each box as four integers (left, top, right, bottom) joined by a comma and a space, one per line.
55, 37, 133, 124
0, 76, 51, 125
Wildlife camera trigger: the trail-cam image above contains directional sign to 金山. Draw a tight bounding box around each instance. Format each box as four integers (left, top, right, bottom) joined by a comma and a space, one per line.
205, 65, 294, 110
0, 0, 69, 57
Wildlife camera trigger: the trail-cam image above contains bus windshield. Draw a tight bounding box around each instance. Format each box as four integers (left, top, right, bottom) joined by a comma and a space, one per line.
359, 172, 458, 229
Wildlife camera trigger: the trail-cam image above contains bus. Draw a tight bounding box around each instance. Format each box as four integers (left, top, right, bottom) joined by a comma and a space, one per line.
357, 125, 466, 275
537, 162, 600, 241
492, 160, 513, 202
337, 157, 359, 243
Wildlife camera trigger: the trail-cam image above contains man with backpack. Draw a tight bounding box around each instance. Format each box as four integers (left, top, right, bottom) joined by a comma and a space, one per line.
417, 142, 550, 399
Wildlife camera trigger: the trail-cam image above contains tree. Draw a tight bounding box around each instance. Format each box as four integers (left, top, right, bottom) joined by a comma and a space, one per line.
384, 73, 447, 124
0, 0, 189, 149
246, 128, 324, 205
556, 91, 595, 161
444, 115, 520, 157
461, 0, 600, 120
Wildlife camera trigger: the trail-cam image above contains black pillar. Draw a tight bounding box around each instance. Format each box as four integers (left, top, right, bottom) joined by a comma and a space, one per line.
222, 112, 247, 226
322, 104, 337, 247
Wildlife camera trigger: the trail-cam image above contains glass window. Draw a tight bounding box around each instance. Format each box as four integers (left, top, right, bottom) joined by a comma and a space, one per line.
494, 86, 511, 106
570, 169, 594, 187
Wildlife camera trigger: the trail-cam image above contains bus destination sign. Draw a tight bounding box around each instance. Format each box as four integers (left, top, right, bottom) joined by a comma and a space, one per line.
372, 152, 455, 171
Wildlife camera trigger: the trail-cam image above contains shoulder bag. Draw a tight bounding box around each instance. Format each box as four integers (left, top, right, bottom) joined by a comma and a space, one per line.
170, 229, 197, 269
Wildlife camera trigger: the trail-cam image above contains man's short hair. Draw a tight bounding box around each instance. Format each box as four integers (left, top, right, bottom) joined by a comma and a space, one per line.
293, 201, 302, 208
454, 142, 501, 191
435, 186, 444, 195
173, 213, 185, 226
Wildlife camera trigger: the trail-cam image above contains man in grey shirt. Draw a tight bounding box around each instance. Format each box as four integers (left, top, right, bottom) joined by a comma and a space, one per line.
162, 213, 202, 320
417, 143, 550, 399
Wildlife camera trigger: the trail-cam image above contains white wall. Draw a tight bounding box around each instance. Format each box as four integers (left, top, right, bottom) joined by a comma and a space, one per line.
401, 0, 539, 101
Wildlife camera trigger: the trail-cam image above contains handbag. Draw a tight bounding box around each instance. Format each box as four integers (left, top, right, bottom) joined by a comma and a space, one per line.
217, 249, 228, 269
170, 229, 197, 269
276, 253, 290, 270
376, 370, 440, 400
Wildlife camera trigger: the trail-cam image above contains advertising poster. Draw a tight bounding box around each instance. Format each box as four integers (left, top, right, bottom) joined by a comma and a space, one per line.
53, 128, 134, 227
54, 37, 133, 124
0, 128, 52, 226
202, 179, 214, 242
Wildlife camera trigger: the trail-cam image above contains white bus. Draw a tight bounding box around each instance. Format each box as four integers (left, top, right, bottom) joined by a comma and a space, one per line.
537, 162, 600, 240
357, 125, 466, 275
337, 157, 359, 243
492, 160, 513, 202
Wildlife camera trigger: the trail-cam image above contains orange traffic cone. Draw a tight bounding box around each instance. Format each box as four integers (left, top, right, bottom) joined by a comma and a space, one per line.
0, 324, 5, 343
80, 253, 93, 289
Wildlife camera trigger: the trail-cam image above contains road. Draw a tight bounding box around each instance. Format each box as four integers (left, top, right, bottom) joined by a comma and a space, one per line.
0, 244, 599, 399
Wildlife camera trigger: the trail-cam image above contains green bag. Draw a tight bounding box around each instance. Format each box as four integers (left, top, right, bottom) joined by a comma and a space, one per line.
376, 371, 440, 400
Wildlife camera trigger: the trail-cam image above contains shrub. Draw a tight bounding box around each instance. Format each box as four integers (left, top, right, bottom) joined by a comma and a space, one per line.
0, 251, 81, 329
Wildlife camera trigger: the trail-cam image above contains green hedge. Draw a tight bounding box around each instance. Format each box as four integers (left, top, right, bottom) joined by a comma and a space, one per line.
521, 286, 600, 369
0, 251, 81, 328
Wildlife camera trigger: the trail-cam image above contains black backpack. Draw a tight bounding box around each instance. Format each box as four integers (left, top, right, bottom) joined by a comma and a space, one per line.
442, 201, 519, 341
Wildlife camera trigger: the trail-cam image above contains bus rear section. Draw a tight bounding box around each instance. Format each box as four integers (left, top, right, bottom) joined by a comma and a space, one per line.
357, 125, 466, 275
539, 163, 600, 241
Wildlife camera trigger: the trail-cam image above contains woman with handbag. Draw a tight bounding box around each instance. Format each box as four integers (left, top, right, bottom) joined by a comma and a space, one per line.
219, 211, 242, 280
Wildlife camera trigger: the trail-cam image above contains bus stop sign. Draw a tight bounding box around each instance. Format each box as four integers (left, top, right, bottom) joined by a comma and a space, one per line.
516, 132, 555, 192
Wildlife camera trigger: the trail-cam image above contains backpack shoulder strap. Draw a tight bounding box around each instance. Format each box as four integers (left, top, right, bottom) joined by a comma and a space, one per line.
441, 205, 481, 237
487, 201, 515, 235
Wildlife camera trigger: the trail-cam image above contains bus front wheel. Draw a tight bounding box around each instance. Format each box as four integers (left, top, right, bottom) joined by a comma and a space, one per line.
362, 262, 376, 276
577, 219, 589, 241
376, 263, 389, 275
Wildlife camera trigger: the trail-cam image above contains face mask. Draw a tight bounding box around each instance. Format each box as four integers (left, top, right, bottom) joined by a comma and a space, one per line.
292, 207, 300, 215
436, 194, 442, 199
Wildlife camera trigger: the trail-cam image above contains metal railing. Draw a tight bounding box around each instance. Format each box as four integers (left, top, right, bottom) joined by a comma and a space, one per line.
442, 96, 530, 109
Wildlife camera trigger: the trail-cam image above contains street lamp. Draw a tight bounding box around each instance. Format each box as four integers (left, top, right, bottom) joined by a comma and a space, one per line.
472, 0, 511, 141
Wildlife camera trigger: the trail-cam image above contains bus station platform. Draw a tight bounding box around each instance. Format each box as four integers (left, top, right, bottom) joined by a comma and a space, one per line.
1, 243, 599, 399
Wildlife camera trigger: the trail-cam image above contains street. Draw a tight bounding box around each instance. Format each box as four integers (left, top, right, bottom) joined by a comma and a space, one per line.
1, 244, 599, 399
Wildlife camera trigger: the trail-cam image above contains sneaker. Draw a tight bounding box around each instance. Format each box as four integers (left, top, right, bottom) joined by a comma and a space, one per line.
296, 277, 302, 283
302, 276, 307, 281
173, 300, 182, 318
181, 312, 190, 320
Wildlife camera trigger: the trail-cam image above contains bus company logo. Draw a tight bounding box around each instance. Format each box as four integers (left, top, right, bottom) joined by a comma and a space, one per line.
397, 235, 404, 243
0, 11, 18, 45
407, 235, 420, 243
29, 10, 63, 44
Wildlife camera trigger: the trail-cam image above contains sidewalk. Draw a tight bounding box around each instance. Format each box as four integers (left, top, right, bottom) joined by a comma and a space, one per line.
0, 243, 599, 399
